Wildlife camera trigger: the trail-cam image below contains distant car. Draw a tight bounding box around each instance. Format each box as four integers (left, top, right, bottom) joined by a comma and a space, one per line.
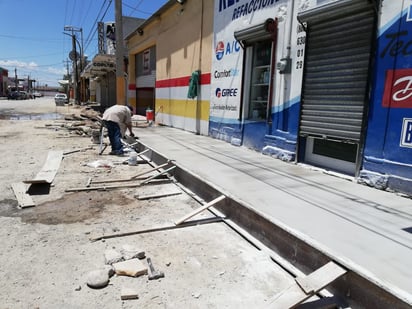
19, 91, 29, 99
8, 91, 27, 100
54, 93, 68, 106
33, 92, 42, 97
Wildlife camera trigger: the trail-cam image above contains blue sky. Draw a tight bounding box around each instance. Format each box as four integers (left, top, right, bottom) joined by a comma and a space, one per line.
0, 0, 168, 87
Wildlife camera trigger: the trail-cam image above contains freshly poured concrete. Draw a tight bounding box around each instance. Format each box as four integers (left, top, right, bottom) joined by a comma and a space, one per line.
136, 126, 412, 304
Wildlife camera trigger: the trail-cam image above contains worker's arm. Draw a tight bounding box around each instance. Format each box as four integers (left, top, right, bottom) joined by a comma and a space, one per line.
127, 123, 134, 137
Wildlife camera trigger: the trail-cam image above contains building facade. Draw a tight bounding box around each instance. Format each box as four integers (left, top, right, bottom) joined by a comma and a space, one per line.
126, 0, 412, 196
126, 0, 213, 135
82, 16, 144, 109
0, 67, 9, 97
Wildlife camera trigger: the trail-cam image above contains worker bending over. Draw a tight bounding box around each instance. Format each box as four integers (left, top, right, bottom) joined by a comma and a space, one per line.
102, 104, 134, 155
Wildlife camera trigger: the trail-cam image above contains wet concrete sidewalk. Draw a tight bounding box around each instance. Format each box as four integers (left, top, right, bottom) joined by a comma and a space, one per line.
134, 125, 412, 305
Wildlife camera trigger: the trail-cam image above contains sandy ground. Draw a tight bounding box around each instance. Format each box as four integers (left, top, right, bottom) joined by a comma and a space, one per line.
0, 97, 293, 308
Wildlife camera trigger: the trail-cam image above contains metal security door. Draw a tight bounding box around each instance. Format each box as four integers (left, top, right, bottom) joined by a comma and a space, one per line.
299, 1, 376, 141
298, 0, 377, 174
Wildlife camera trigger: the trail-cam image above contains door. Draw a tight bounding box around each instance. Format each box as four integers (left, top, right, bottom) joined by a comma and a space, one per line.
298, 0, 377, 175
235, 18, 277, 149
248, 40, 273, 121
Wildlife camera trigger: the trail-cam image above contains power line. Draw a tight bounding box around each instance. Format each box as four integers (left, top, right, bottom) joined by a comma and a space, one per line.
83, 0, 112, 55
0, 52, 62, 61
79, 1, 94, 29
123, 0, 153, 16
0, 34, 61, 43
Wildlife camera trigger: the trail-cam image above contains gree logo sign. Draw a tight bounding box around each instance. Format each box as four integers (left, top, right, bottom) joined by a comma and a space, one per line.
383, 69, 412, 108
400, 118, 412, 148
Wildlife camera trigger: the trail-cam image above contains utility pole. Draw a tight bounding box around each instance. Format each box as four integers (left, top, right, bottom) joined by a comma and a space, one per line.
63, 59, 71, 96
115, 0, 126, 105
72, 34, 79, 104
63, 59, 70, 76
14, 68, 18, 91
64, 26, 83, 105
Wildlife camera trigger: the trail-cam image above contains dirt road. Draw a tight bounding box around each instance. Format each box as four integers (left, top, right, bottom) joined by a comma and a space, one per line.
0, 98, 293, 308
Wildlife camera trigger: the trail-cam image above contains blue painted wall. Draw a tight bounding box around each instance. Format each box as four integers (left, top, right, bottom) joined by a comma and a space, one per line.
209, 96, 300, 161
362, 10, 412, 193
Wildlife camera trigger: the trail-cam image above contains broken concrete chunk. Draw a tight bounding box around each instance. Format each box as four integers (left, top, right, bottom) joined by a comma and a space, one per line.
86, 269, 110, 289
104, 249, 124, 265
113, 258, 148, 277
121, 244, 145, 260
120, 287, 139, 300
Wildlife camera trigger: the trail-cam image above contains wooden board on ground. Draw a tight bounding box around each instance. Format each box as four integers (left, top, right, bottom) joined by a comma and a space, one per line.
11, 182, 35, 208
174, 195, 225, 225
266, 261, 347, 308
23, 150, 63, 184
135, 183, 182, 200
136, 191, 182, 200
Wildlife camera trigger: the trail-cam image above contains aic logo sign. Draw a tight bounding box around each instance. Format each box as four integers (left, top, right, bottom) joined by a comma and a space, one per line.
215, 40, 241, 60
215, 88, 238, 98
383, 69, 412, 108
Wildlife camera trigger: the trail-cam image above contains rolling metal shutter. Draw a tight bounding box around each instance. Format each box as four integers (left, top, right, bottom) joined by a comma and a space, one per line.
298, 0, 376, 142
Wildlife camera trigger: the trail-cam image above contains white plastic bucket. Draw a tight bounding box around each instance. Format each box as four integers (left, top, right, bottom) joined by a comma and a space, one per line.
128, 151, 138, 166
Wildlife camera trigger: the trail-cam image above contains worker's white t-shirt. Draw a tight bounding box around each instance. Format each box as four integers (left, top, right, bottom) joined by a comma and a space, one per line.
102, 105, 132, 136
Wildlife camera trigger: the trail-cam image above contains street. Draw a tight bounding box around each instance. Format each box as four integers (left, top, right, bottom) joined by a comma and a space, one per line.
0, 98, 293, 308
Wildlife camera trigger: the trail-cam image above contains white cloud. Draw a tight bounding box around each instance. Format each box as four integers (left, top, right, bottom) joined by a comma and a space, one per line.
0, 60, 38, 69
0, 59, 65, 86
47, 66, 66, 75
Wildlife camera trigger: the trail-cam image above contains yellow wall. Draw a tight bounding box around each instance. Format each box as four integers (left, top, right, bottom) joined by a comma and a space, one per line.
157, 98, 210, 121
127, 0, 213, 134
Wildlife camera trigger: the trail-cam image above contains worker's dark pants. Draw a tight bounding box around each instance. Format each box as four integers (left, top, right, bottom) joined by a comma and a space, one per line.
105, 121, 123, 154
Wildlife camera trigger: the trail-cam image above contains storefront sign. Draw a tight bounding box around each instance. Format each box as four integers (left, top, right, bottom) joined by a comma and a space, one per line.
382, 69, 412, 108
407, 1, 412, 22
218, 0, 279, 20
400, 118, 412, 147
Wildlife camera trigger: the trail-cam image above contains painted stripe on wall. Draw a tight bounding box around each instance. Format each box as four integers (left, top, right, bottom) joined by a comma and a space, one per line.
156, 73, 211, 88
156, 98, 210, 121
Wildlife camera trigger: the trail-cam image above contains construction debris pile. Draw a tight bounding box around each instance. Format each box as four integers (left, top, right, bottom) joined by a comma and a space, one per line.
86, 244, 165, 300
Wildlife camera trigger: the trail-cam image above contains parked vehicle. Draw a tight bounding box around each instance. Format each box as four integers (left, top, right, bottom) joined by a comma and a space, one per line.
8, 91, 27, 100
19, 91, 28, 99
33, 92, 42, 97
54, 93, 68, 106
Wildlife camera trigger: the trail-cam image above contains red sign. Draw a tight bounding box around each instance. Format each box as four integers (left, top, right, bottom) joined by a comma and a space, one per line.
383, 69, 412, 108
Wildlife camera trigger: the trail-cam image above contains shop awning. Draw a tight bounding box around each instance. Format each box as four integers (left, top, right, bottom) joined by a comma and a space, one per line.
81, 54, 116, 78
234, 18, 277, 47
58, 80, 70, 85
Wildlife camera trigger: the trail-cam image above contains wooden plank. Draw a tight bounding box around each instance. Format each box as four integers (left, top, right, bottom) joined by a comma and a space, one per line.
63, 146, 93, 155
174, 195, 225, 225
23, 150, 63, 184
295, 261, 347, 294
266, 261, 347, 308
120, 287, 139, 300
11, 182, 35, 208
139, 166, 176, 185
136, 191, 182, 200
91, 161, 171, 184
90, 217, 224, 242
65, 182, 142, 192
267, 283, 310, 309
130, 161, 171, 180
